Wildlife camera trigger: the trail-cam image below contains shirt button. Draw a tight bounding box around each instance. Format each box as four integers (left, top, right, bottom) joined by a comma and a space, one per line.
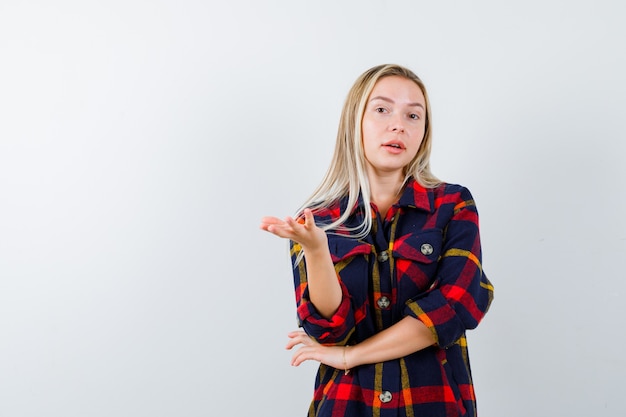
420, 243, 434, 256
379, 391, 392, 403
377, 251, 389, 262
376, 296, 390, 309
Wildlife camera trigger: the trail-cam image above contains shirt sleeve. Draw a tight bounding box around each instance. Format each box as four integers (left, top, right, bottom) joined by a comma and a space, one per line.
290, 240, 356, 345
404, 187, 494, 348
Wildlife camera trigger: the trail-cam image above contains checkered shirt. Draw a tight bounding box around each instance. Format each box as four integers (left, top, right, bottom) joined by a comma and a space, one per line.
290, 179, 494, 417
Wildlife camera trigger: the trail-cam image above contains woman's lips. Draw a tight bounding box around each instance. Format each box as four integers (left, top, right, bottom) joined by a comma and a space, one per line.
382, 143, 404, 154
382, 140, 405, 154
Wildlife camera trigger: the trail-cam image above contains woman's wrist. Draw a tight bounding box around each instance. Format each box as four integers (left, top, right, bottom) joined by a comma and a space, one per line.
343, 346, 351, 375
301, 238, 330, 258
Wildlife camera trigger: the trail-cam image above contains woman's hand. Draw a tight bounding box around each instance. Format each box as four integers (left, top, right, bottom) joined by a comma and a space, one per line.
260, 208, 327, 252
286, 330, 349, 370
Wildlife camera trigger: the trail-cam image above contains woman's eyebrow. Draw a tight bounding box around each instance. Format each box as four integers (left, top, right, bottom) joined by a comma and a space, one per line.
369, 96, 424, 109
369, 95, 394, 104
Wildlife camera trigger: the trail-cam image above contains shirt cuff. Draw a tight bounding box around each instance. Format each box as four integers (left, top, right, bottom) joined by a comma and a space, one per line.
297, 280, 354, 343
404, 288, 466, 348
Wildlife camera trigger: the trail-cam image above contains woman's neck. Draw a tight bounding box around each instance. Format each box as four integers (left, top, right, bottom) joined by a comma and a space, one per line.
368, 171, 404, 217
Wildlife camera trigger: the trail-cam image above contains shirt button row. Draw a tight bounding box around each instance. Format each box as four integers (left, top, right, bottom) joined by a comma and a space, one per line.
379, 391, 392, 403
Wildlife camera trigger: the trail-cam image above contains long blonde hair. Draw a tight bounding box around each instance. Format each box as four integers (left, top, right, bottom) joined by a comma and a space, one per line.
297, 64, 439, 240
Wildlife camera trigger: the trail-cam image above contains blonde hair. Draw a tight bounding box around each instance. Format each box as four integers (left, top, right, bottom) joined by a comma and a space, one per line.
297, 64, 439, 242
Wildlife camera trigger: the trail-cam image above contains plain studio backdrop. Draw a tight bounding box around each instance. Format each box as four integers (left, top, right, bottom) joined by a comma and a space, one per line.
1, 1, 625, 416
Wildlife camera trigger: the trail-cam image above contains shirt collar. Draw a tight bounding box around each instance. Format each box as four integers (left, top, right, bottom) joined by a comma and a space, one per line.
337, 177, 434, 216
396, 177, 434, 212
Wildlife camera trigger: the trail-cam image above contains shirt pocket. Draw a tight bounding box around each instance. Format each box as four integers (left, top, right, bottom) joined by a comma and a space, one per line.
392, 228, 443, 291
328, 235, 372, 263
327, 235, 371, 302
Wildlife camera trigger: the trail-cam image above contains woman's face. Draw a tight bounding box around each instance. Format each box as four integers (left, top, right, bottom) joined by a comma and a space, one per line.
361, 76, 426, 178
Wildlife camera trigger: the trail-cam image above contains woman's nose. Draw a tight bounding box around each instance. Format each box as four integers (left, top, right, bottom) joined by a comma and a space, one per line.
389, 116, 405, 132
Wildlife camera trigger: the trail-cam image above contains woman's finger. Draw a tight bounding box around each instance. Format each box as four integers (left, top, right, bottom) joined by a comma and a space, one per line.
285, 330, 313, 350
291, 346, 318, 367
260, 217, 287, 233
260, 216, 283, 225
285, 336, 304, 350
287, 330, 308, 338
261, 216, 298, 238
303, 208, 315, 228
284, 216, 301, 229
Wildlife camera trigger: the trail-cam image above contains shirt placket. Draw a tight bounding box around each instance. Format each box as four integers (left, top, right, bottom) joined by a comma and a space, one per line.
371, 208, 403, 414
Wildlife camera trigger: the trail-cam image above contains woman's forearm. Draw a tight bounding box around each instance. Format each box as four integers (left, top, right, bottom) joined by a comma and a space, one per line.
346, 316, 436, 368
302, 244, 343, 319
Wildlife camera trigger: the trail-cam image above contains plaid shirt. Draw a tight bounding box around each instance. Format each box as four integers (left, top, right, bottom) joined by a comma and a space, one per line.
291, 179, 494, 417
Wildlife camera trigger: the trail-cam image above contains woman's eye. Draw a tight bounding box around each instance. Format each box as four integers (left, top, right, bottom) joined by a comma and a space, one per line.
375, 107, 386, 113
409, 113, 420, 120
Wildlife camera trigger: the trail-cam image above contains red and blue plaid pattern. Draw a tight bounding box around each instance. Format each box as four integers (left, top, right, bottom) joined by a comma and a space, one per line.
291, 179, 494, 417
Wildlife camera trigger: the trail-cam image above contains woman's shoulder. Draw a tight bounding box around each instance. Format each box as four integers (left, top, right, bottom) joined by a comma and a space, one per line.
428, 181, 479, 212
431, 181, 474, 198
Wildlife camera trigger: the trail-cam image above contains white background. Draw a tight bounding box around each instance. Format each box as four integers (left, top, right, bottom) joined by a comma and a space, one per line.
1, 1, 625, 416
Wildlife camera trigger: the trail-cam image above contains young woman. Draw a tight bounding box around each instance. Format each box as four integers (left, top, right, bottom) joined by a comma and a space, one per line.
260, 64, 494, 417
